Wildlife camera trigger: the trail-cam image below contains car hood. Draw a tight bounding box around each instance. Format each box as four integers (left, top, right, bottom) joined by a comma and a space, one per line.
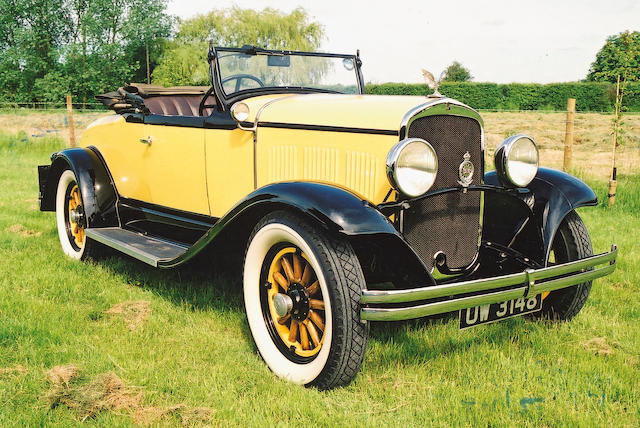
242, 93, 435, 132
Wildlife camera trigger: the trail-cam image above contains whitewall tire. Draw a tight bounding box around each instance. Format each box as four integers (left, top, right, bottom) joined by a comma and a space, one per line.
243, 211, 368, 389
55, 169, 100, 260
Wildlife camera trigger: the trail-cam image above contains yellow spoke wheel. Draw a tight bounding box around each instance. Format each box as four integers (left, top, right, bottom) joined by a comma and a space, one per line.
56, 169, 100, 261
266, 247, 326, 358
243, 211, 368, 388
67, 185, 85, 248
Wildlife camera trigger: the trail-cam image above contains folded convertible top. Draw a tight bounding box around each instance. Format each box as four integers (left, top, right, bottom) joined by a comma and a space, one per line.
122, 83, 209, 98
96, 83, 209, 114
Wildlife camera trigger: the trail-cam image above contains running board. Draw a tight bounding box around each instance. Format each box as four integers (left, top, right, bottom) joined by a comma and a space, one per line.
85, 227, 189, 267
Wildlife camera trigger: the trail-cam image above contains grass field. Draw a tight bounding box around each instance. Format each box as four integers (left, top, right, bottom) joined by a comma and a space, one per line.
0, 113, 639, 426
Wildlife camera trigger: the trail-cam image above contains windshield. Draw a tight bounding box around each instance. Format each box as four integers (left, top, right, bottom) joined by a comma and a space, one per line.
216, 48, 361, 97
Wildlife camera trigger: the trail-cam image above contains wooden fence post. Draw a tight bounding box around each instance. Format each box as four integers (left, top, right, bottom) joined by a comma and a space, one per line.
66, 95, 76, 148
563, 98, 576, 172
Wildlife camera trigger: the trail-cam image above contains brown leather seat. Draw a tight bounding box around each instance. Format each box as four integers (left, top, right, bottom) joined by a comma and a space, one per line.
144, 95, 215, 117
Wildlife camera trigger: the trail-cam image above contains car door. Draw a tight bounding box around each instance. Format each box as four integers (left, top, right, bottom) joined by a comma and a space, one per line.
204, 123, 254, 218
140, 119, 210, 215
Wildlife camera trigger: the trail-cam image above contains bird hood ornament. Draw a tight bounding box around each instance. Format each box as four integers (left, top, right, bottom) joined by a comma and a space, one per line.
421, 69, 446, 98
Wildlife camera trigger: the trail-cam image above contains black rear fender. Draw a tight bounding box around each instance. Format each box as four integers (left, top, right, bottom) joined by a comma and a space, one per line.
39, 147, 118, 228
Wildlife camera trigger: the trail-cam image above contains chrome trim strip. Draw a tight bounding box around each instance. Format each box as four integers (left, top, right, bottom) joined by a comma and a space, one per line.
528, 263, 615, 297
363, 270, 528, 304
399, 97, 485, 133
360, 245, 617, 321
363, 287, 528, 321
243, 94, 297, 189
257, 121, 399, 135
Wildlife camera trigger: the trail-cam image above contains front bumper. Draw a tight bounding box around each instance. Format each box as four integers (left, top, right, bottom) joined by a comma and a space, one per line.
360, 244, 618, 321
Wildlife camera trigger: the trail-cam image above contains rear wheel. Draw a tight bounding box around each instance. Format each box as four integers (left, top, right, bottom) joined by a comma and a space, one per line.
536, 210, 593, 320
243, 211, 368, 389
55, 169, 101, 260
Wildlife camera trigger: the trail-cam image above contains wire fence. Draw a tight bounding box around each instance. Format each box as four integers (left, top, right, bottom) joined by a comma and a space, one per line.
0, 104, 637, 180
0, 102, 107, 112
3, 105, 639, 115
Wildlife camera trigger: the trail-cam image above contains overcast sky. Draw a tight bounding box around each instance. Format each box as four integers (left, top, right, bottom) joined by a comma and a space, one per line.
167, 0, 639, 84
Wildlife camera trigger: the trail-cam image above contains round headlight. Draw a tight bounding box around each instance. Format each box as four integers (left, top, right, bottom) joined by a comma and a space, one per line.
230, 102, 250, 122
494, 134, 539, 187
386, 138, 438, 197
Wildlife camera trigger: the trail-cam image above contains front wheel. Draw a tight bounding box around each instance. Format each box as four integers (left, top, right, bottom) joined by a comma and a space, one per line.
243, 211, 368, 389
536, 210, 594, 320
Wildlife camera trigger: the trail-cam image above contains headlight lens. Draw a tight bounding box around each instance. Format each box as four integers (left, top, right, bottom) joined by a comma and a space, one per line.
386, 138, 438, 197
494, 134, 539, 187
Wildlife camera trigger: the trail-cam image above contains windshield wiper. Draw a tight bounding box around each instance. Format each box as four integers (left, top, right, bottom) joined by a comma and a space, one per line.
239, 45, 286, 56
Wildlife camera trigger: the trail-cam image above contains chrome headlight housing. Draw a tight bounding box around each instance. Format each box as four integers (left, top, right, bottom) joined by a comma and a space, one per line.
494, 134, 539, 187
386, 138, 438, 197
230, 102, 250, 122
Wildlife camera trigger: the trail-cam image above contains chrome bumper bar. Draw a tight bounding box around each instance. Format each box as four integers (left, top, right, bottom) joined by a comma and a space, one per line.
360, 244, 618, 321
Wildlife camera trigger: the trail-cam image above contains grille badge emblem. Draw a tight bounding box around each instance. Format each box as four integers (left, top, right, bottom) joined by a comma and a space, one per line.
458, 151, 474, 187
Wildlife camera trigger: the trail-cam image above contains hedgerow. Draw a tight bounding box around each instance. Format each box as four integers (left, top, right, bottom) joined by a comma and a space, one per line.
365, 82, 640, 112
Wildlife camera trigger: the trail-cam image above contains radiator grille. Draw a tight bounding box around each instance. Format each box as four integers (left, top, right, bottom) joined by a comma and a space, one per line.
404, 115, 482, 270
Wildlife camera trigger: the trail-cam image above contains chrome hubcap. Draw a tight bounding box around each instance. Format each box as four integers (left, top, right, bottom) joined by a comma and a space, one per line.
273, 293, 293, 317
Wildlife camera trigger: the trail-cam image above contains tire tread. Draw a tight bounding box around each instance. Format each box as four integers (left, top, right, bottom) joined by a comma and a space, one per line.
538, 210, 593, 321
247, 211, 368, 390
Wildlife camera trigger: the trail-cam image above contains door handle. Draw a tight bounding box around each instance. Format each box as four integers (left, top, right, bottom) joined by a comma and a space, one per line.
140, 136, 152, 146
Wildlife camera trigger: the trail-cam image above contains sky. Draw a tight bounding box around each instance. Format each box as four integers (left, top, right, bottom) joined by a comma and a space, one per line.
167, 0, 640, 84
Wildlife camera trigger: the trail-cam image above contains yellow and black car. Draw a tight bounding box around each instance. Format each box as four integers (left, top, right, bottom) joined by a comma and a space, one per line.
38, 45, 617, 389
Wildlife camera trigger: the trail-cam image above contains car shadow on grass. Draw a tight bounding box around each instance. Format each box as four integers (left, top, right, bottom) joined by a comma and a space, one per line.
95, 243, 246, 314
367, 315, 541, 367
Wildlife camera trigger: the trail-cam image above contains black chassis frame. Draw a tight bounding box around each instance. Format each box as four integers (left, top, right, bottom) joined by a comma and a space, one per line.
38, 138, 598, 290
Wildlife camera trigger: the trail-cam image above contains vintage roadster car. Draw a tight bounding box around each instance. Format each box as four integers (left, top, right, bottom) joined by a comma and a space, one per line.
38, 45, 617, 390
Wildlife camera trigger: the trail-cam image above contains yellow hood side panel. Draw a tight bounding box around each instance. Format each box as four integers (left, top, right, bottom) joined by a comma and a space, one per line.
256, 94, 427, 130
256, 127, 398, 204
241, 94, 297, 122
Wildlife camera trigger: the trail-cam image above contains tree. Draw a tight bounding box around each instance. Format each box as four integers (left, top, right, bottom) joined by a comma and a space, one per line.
0, 0, 172, 103
587, 31, 640, 83
443, 61, 472, 82
152, 7, 324, 86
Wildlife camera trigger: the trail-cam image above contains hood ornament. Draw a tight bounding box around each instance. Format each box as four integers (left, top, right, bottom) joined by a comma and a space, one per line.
458, 151, 474, 188
421, 69, 446, 98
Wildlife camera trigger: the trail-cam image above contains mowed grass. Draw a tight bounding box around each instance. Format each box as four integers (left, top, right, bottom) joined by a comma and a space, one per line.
0, 131, 639, 427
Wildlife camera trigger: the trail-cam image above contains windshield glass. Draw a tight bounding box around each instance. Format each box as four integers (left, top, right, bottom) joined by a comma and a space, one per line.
216, 49, 360, 97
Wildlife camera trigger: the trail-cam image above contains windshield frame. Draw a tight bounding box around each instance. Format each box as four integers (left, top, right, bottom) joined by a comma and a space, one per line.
211, 46, 364, 110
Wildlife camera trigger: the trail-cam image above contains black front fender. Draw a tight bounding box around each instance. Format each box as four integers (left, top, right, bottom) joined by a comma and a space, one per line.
161, 182, 435, 287
39, 147, 118, 228
485, 168, 597, 261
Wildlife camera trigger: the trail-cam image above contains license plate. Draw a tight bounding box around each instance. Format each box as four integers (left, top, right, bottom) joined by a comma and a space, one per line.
459, 294, 542, 329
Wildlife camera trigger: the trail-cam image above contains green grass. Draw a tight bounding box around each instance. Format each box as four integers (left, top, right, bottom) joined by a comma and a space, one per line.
0, 134, 638, 427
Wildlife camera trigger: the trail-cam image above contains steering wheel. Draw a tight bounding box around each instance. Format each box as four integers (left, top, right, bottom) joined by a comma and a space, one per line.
198, 86, 217, 117
221, 74, 265, 93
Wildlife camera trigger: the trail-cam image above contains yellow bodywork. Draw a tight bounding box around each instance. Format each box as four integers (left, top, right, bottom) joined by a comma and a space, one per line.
82, 93, 433, 217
